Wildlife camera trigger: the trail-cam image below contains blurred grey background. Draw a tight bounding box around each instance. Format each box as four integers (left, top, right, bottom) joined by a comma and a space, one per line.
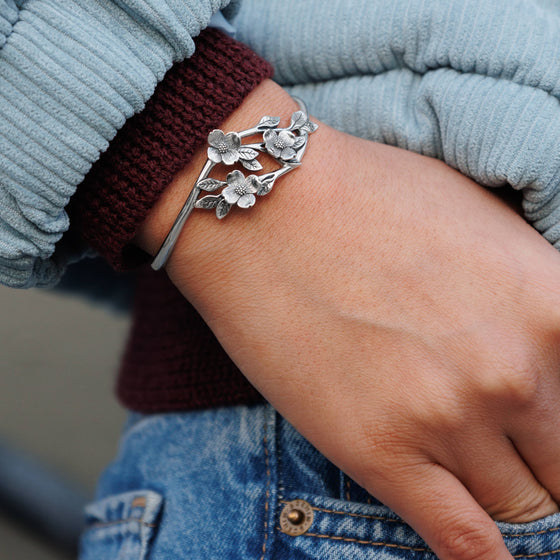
0, 284, 129, 559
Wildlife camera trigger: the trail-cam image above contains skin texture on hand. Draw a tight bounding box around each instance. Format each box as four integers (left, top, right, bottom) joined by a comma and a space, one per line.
136, 79, 560, 560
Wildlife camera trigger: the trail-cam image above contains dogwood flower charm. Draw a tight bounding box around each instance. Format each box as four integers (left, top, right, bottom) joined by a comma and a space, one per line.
207, 130, 241, 165
264, 129, 297, 161
151, 96, 318, 271
222, 170, 260, 208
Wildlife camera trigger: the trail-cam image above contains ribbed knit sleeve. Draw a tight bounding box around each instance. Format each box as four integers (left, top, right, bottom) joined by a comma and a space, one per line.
0, 0, 234, 288
68, 28, 273, 270
235, 0, 560, 250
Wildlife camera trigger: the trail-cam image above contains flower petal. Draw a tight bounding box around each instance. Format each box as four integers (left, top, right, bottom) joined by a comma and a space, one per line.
208, 146, 222, 163
226, 169, 245, 187
207, 129, 225, 147
263, 129, 276, 142
281, 147, 297, 160
279, 130, 295, 146
238, 193, 256, 208
267, 145, 281, 158
222, 186, 240, 204
221, 150, 239, 165
225, 132, 241, 149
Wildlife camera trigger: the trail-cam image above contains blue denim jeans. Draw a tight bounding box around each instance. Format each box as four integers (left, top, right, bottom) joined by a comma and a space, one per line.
79, 405, 560, 559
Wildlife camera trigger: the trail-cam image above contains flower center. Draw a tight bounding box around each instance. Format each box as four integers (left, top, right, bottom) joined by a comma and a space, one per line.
218, 142, 229, 154
235, 185, 247, 197
274, 139, 285, 149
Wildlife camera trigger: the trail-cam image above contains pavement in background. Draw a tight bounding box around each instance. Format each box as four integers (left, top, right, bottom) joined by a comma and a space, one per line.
0, 285, 129, 559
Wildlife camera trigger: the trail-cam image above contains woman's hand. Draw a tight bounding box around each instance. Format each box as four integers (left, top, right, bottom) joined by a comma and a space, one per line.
137, 80, 560, 560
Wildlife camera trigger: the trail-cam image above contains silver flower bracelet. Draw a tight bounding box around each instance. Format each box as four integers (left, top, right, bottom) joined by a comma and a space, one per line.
151, 96, 318, 270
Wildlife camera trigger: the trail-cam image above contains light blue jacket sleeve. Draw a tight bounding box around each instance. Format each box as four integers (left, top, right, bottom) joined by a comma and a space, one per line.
0, 0, 234, 288
235, 0, 560, 252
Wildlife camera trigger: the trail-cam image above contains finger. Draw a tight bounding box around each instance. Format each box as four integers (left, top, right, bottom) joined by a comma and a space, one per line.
439, 429, 558, 522
364, 460, 514, 560
508, 391, 560, 515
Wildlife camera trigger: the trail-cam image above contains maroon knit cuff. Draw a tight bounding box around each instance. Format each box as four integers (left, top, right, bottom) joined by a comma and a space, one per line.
117, 267, 264, 413
68, 28, 273, 270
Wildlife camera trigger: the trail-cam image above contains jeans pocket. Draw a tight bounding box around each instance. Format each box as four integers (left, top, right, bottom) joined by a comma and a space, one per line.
79, 490, 163, 560
279, 491, 560, 559
343, 475, 560, 558
278, 491, 435, 559
498, 513, 560, 559
277, 457, 560, 560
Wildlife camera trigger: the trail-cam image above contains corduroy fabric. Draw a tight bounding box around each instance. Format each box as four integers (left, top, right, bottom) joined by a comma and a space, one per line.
117, 267, 263, 412
69, 28, 272, 270
0, 0, 234, 289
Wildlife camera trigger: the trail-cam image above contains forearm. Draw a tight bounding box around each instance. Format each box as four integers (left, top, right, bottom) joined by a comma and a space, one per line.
135, 79, 312, 275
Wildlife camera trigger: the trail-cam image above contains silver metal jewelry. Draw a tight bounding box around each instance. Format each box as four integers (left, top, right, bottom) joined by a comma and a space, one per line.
151, 96, 318, 270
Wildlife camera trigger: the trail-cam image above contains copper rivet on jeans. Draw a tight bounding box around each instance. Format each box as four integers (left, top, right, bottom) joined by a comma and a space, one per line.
280, 500, 314, 536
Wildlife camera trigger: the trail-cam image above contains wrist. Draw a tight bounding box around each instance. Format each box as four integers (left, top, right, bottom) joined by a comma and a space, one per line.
135, 79, 328, 291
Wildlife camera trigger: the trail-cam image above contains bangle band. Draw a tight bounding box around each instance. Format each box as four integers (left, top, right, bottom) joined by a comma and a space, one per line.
151, 96, 318, 270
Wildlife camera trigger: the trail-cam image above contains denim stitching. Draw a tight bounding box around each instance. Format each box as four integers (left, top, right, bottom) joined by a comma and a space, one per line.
282, 502, 560, 557
291, 533, 560, 558
276, 411, 285, 501
260, 415, 271, 560
513, 550, 560, 559
279, 501, 404, 524
295, 502, 560, 541
507, 527, 560, 539
343, 477, 374, 505
287, 531, 432, 554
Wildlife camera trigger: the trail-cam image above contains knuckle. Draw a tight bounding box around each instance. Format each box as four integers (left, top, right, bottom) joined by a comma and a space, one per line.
408, 390, 466, 435
437, 516, 503, 560
490, 485, 557, 523
477, 353, 539, 405
497, 368, 537, 404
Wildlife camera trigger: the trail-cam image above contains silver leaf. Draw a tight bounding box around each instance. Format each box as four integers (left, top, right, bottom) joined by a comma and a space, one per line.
241, 158, 263, 171
216, 199, 232, 219
292, 135, 306, 149
290, 111, 307, 130
197, 178, 225, 192
257, 115, 281, 129
195, 195, 221, 209
238, 147, 259, 161
257, 181, 274, 196
301, 121, 319, 133
256, 175, 275, 196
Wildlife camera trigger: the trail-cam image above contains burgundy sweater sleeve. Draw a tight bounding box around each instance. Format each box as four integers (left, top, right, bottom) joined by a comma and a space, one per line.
69, 28, 272, 413
68, 28, 273, 270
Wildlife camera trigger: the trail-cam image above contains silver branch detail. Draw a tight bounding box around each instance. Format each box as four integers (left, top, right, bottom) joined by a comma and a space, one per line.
151, 97, 317, 270
194, 97, 318, 220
